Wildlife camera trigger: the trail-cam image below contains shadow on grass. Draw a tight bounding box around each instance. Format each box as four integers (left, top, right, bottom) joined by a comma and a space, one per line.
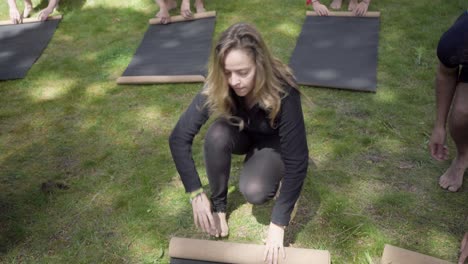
295, 2, 468, 262
0, 4, 164, 262
1, 0, 467, 263
36, 0, 87, 12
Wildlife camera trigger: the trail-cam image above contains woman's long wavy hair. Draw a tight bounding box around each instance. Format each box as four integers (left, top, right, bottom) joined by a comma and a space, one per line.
202, 23, 298, 128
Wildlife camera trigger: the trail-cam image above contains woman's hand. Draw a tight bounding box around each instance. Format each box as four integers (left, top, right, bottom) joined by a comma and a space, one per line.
429, 126, 448, 161
313, 1, 330, 16
353, 1, 369, 16
9, 7, 22, 24
37, 8, 53, 21
263, 222, 285, 264
191, 192, 217, 236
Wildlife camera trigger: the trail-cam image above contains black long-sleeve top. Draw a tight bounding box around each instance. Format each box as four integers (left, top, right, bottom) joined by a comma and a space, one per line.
169, 86, 309, 226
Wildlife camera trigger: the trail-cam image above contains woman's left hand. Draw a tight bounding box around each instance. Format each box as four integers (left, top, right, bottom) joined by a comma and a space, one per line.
263, 222, 285, 264
353, 1, 369, 16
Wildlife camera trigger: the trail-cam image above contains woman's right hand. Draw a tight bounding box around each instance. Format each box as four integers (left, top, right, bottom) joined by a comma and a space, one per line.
191, 192, 217, 236
429, 126, 448, 161
312, 2, 329, 16
9, 7, 22, 24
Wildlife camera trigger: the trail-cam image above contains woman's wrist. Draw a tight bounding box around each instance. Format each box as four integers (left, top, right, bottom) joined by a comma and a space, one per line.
189, 188, 204, 203
270, 222, 286, 230
312, 0, 321, 6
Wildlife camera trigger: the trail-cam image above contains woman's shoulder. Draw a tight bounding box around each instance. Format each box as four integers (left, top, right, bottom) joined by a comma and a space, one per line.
281, 84, 301, 101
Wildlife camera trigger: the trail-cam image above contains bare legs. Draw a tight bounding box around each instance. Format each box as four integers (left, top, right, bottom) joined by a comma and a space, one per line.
440, 82, 468, 192
156, 0, 205, 24
348, 0, 358, 11
330, 0, 342, 9
329, 0, 361, 12
23, 0, 33, 18
155, 0, 177, 24
460, 233, 468, 264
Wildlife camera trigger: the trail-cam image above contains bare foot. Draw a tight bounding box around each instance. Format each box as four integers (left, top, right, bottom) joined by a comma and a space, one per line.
330, 0, 342, 9
348, 0, 358, 11
195, 0, 205, 13
180, 0, 192, 18
439, 158, 466, 192
213, 212, 229, 237
460, 233, 468, 264
156, 8, 171, 24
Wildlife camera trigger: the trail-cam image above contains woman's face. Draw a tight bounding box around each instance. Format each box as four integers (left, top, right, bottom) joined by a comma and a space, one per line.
224, 49, 256, 99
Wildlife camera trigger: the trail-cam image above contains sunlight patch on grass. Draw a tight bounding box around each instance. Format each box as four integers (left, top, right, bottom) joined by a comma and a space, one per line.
274, 22, 301, 37
374, 89, 397, 104
136, 106, 163, 124
85, 83, 111, 98
28, 80, 75, 102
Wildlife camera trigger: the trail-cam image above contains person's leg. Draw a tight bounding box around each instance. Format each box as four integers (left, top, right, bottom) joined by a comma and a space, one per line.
239, 137, 284, 205
440, 71, 468, 192
348, 0, 358, 11
460, 232, 468, 264
23, 0, 33, 18
204, 119, 250, 236
204, 119, 250, 237
180, 0, 192, 18
155, 0, 176, 23
330, 0, 343, 10
194, 0, 205, 13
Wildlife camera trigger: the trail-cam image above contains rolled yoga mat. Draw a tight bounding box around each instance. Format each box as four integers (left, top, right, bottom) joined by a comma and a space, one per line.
380, 244, 453, 264
169, 237, 331, 264
0, 16, 61, 80
117, 11, 216, 84
289, 11, 380, 92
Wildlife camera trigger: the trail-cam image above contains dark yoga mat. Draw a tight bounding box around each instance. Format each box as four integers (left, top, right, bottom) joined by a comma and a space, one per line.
0, 19, 60, 80
171, 258, 227, 264
290, 15, 380, 92
120, 16, 215, 83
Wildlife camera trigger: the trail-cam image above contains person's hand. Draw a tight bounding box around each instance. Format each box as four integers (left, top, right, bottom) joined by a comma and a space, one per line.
429, 126, 448, 161
37, 8, 53, 21
180, 0, 193, 19
263, 222, 285, 264
313, 1, 329, 16
191, 192, 217, 236
9, 7, 22, 24
353, 1, 369, 16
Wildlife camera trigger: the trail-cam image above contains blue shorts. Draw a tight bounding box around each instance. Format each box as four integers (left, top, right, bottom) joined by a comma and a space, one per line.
437, 11, 468, 82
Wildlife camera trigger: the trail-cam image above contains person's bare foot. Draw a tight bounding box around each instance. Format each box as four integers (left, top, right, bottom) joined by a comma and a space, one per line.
180, 0, 192, 18
156, 8, 171, 24
348, 0, 358, 11
439, 158, 466, 192
194, 0, 205, 13
213, 212, 229, 238
460, 233, 468, 264
330, 0, 342, 9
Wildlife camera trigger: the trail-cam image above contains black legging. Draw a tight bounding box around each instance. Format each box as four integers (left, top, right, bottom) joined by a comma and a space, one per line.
203, 119, 285, 213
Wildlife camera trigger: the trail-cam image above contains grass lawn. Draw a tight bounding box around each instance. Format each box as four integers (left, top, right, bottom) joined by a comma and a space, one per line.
0, 0, 467, 263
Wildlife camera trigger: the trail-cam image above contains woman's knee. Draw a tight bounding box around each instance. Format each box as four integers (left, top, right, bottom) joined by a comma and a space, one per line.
204, 120, 235, 151
240, 181, 272, 205
451, 83, 468, 126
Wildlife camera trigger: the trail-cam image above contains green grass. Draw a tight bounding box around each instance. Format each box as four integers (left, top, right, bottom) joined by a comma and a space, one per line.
0, 0, 467, 263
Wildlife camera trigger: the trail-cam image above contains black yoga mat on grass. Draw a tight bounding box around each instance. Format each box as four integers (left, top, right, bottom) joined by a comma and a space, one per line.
289, 15, 380, 92
120, 16, 215, 82
0, 19, 60, 80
